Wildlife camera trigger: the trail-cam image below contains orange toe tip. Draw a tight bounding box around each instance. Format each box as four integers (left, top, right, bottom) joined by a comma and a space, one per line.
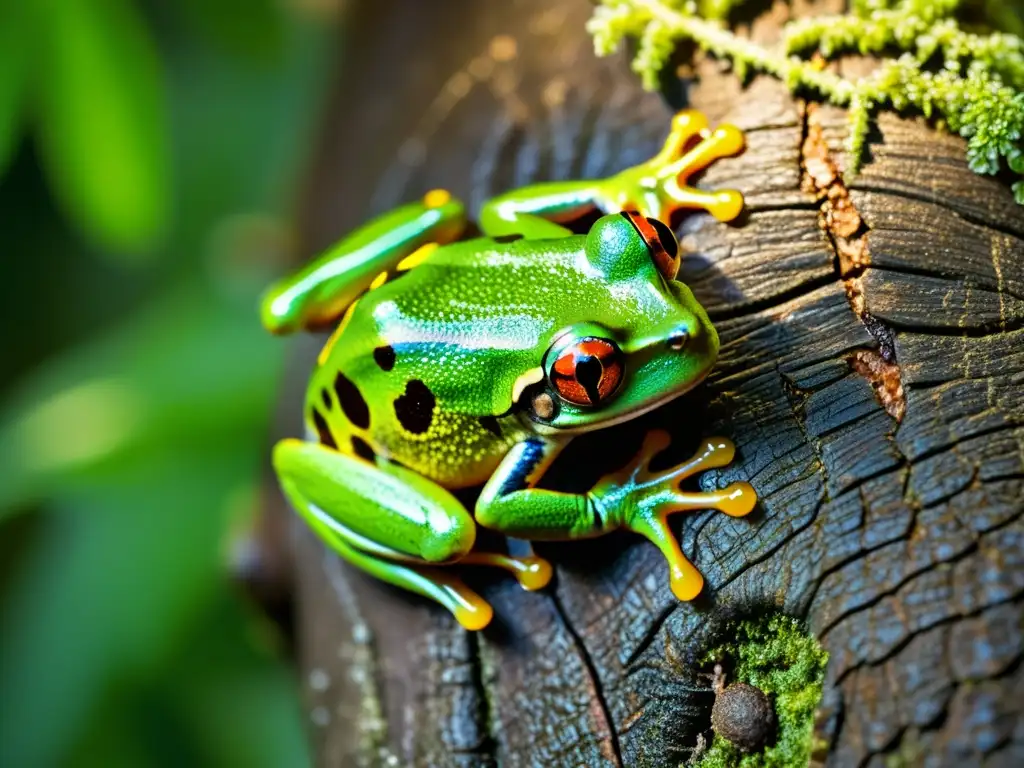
671, 573, 704, 602
722, 481, 758, 517
712, 125, 746, 155
454, 602, 494, 632
671, 110, 708, 129
708, 190, 745, 222
518, 558, 554, 591
703, 437, 737, 464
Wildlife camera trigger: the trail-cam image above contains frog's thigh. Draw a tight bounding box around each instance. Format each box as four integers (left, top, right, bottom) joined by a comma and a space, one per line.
272, 439, 494, 630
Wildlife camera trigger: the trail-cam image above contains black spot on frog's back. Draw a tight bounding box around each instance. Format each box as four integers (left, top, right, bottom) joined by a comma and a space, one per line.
351, 435, 376, 462
334, 371, 370, 429
373, 345, 396, 371
394, 379, 435, 435
311, 408, 337, 450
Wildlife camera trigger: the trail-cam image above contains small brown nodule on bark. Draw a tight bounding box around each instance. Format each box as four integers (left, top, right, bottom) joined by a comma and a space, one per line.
711, 682, 776, 752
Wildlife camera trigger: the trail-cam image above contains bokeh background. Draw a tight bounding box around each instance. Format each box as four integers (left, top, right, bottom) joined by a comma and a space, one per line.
0, 1, 339, 765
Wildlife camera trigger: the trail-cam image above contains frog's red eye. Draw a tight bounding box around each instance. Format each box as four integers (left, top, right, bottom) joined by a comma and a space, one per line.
548, 337, 625, 407
621, 211, 680, 280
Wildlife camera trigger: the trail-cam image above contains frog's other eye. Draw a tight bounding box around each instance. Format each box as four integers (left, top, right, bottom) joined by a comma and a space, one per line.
548, 337, 625, 407
621, 211, 680, 281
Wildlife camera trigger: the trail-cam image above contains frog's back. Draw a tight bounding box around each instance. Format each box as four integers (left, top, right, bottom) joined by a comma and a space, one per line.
303, 236, 586, 488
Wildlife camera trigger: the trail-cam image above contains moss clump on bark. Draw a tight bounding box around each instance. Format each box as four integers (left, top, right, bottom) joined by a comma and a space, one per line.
588, 0, 1024, 203
693, 615, 829, 768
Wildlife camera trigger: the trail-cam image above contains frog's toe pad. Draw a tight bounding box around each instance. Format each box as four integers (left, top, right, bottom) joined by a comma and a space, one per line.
516, 556, 553, 591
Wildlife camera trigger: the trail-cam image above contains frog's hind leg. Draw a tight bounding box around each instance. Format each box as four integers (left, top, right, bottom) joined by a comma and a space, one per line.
475, 110, 746, 241
262, 190, 466, 334
272, 439, 549, 630
313, 521, 496, 631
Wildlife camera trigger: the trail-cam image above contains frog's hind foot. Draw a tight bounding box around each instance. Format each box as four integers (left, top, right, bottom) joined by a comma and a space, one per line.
654, 110, 746, 223
602, 109, 745, 224
321, 532, 496, 631
614, 430, 756, 602
458, 550, 554, 591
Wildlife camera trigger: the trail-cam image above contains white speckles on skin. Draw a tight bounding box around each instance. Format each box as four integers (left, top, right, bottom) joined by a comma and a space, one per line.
373, 299, 399, 323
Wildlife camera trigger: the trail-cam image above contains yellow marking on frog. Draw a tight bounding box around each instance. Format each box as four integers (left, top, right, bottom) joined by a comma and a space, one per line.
318, 300, 359, 366
423, 188, 451, 208
397, 242, 439, 272
511, 366, 545, 404
369, 271, 390, 291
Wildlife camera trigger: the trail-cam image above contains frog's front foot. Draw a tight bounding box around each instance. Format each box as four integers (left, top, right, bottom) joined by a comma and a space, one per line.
594, 430, 756, 601
599, 110, 745, 224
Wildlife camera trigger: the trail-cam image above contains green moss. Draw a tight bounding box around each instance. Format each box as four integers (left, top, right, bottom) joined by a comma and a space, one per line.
588, 0, 1024, 204
691, 615, 829, 768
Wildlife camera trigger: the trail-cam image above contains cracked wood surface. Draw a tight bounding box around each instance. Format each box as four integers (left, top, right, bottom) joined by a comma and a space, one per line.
272, 1, 1024, 765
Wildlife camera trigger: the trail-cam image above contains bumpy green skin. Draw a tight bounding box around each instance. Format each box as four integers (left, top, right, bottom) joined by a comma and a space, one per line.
695, 616, 830, 768
262, 111, 757, 630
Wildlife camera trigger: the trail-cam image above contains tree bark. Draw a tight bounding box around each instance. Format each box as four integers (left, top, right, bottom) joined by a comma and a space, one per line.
271, 1, 1024, 765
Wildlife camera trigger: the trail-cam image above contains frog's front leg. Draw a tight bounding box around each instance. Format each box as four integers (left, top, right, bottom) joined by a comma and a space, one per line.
262, 190, 466, 334
273, 439, 551, 630
479, 110, 745, 240
476, 431, 756, 601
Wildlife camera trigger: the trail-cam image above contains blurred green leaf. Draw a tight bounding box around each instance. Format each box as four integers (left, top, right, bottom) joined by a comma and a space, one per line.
0, 0, 31, 175
165, 594, 311, 768
35, 0, 171, 258
0, 4, 335, 766
0, 449, 255, 768
0, 283, 284, 514
177, 0, 286, 63
61, 591, 310, 768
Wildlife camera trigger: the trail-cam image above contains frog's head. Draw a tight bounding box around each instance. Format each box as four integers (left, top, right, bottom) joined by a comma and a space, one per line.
522, 212, 719, 434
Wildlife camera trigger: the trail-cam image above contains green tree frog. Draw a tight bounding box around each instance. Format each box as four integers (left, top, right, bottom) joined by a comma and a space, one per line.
262, 110, 756, 630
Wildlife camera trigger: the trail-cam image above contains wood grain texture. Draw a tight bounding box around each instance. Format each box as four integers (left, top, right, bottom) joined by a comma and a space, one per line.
268, 1, 1024, 765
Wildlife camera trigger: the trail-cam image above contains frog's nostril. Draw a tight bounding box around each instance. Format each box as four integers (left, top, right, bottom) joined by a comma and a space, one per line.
668, 330, 690, 351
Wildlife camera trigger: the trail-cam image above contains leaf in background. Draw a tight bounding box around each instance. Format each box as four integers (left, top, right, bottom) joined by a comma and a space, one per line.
35, 0, 171, 258
164, 594, 311, 768
177, 0, 286, 64
0, 0, 30, 175
0, 450, 255, 768
0, 283, 284, 515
